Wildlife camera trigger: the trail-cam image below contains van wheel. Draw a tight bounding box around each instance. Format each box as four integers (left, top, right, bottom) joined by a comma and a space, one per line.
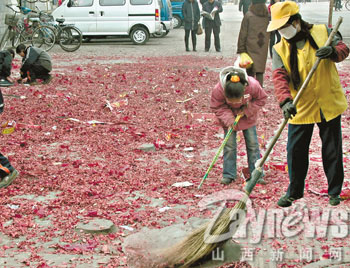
172, 16, 182, 29
130, 27, 149, 45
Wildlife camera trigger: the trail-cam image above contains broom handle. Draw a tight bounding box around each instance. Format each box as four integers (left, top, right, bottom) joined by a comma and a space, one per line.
256, 17, 343, 171
198, 114, 243, 189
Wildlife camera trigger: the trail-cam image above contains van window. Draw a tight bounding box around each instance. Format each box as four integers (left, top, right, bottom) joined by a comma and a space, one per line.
69, 0, 94, 6
130, 0, 152, 5
100, 0, 126, 5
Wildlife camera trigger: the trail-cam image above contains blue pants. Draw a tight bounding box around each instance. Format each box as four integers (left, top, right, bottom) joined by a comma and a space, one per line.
223, 126, 260, 180
286, 115, 344, 198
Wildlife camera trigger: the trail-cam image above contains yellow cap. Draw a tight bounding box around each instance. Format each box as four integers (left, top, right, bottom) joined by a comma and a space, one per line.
267, 1, 299, 32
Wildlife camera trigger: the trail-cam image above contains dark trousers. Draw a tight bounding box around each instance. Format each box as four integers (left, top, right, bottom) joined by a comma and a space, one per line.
204, 22, 220, 51
286, 114, 344, 198
247, 68, 264, 87
0, 71, 6, 79
185, 29, 197, 50
23, 64, 50, 81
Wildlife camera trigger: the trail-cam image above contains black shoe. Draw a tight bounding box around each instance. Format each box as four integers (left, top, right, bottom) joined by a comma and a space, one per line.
221, 178, 235, 185
205, 49, 209, 52
329, 195, 341, 206
186, 48, 190, 52
277, 195, 296, 207
0, 169, 19, 189
193, 48, 197, 52
216, 49, 221, 52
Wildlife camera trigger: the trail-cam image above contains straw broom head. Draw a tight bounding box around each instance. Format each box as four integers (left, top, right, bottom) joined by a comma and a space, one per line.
160, 196, 248, 267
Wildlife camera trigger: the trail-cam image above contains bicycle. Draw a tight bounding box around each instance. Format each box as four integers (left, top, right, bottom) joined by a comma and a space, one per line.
22, 6, 83, 52
0, 5, 22, 50
0, 5, 56, 51
53, 18, 83, 52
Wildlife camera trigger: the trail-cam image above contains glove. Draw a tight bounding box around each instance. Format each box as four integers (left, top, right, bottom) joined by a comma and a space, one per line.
316, 46, 334, 59
281, 101, 297, 120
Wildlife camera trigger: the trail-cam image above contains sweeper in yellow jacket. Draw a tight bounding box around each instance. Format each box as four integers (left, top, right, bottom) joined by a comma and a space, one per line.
267, 1, 349, 207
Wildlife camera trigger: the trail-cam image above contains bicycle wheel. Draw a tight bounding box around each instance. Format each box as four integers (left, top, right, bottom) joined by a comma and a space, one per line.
0, 28, 11, 50
13, 27, 34, 47
11, 24, 28, 48
39, 0, 50, 2
31, 25, 56, 52
25, 0, 38, 2
58, 26, 82, 52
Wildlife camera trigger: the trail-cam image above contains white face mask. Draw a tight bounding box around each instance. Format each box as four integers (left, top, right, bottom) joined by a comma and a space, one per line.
278, 25, 297, 40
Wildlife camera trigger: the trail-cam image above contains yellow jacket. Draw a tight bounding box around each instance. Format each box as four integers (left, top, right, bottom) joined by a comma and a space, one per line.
274, 24, 347, 124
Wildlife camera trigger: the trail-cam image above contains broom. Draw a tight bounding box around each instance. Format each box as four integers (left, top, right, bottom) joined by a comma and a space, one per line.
161, 17, 343, 267
198, 113, 243, 189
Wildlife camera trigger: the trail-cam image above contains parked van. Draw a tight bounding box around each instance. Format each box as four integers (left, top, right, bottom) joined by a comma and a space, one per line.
52, 0, 163, 44
153, 0, 173, 37
170, 0, 184, 28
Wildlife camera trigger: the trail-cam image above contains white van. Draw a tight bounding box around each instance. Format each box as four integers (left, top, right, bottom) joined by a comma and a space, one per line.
52, 0, 163, 44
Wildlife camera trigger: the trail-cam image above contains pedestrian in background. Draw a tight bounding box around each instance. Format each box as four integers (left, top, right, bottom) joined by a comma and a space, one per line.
182, 0, 201, 51
239, 0, 251, 15
268, 0, 281, 58
211, 67, 267, 185
236, 0, 270, 86
202, 0, 223, 52
335, 0, 342, 11
268, 1, 349, 207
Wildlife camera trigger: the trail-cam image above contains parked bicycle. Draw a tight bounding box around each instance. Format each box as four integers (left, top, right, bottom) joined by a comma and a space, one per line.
22, 6, 83, 52
0, 5, 56, 51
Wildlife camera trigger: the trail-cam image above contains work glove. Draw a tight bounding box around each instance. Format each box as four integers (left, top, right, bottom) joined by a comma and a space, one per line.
315, 46, 335, 59
281, 101, 297, 120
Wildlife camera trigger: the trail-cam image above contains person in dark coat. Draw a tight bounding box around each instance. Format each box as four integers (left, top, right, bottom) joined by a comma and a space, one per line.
236, 0, 270, 86
202, 0, 223, 52
0, 49, 19, 188
0, 49, 15, 87
239, 0, 251, 15
182, 0, 201, 51
268, 0, 281, 58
